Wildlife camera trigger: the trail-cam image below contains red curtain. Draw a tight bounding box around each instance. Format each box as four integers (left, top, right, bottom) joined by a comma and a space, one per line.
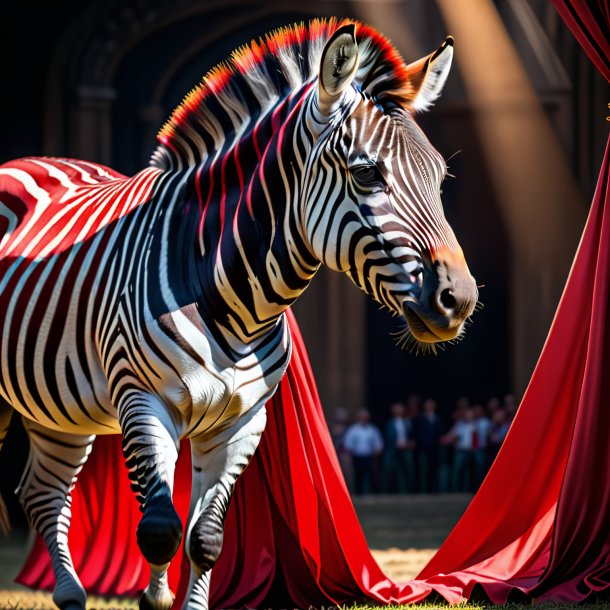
16, 2, 610, 606
418, 3, 610, 600
419, 139, 610, 602
550, 0, 609, 82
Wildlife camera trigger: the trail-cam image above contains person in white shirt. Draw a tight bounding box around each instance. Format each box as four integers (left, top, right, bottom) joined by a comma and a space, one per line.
343, 409, 384, 495
442, 407, 476, 492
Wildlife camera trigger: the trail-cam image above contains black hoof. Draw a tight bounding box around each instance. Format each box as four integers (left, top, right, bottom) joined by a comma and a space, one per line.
137, 493, 183, 565
56, 589, 86, 610
139, 592, 156, 610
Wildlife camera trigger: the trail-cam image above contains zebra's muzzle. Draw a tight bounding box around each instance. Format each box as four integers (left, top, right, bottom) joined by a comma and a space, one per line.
403, 305, 447, 343
402, 245, 477, 343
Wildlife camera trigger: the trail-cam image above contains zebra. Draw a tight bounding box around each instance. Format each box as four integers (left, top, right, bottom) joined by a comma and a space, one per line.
0, 19, 477, 610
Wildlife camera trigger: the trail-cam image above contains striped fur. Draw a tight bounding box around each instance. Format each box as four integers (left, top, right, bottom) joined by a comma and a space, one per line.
0, 19, 475, 610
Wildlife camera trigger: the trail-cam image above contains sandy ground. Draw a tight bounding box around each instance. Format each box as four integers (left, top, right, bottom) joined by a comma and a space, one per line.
371, 548, 437, 583
0, 552, 434, 610
0, 494, 471, 609
0, 551, 434, 610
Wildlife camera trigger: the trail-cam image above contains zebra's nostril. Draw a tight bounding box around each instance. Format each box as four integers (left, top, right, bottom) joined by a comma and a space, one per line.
438, 288, 457, 312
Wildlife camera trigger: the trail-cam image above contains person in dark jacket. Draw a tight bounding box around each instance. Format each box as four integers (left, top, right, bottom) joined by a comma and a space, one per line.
382, 402, 416, 493
414, 398, 443, 493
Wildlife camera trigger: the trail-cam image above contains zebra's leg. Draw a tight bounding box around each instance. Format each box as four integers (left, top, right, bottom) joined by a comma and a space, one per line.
18, 418, 94, 610
117, 391, 183, 610
0, 400, 14, 533
183, 406, 267, 610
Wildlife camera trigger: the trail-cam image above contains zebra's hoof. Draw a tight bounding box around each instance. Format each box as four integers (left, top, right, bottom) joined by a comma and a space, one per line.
139, 592, 156, 610
54, 581, 87, 610
139, 590, 174, 610
137, 493, 183, 565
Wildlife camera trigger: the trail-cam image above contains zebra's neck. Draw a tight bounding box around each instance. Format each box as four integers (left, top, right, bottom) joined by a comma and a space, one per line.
146, 19, 418, 348
159, 86, 320, 348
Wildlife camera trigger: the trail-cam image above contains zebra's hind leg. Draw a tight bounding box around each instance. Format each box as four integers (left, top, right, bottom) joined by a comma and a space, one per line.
183, 406, 267, 610
18, 418, 94, 610
118, 391, 183, 610
0, 400, 14, 533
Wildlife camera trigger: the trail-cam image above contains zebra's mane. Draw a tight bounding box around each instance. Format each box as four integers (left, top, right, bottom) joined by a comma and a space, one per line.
150, 18, 415, 169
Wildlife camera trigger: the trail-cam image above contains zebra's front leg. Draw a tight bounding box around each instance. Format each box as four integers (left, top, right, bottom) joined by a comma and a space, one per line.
118, 391, 184, 610
184, 406, 267, 610
18, 419, 94, 610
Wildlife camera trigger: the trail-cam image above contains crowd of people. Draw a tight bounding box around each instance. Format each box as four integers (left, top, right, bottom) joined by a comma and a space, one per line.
331, 394, 517, 495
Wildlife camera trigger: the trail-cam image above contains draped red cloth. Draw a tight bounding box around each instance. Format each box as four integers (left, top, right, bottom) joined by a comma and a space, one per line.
419, 139, 610, 603
16, 3, 610, 606
550, 0, 609, 81
418, 4, 610, 601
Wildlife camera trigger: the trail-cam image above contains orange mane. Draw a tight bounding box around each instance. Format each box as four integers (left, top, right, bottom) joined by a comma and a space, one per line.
156, 19, 414, 151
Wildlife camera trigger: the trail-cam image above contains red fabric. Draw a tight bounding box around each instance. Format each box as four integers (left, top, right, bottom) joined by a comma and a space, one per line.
550, 0, 610, 82
420, 138, 610, 603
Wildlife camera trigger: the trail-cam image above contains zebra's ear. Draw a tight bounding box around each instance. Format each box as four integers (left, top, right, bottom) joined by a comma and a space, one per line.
405, 36, 453, 112
318, 23, 359, 116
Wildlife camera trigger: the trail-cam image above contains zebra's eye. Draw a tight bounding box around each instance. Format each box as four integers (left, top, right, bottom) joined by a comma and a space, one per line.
351, 165, 385, 188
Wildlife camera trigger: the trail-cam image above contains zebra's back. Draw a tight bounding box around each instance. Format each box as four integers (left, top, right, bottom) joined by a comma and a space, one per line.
0, 157, 161, 258
0, 157, 162, 434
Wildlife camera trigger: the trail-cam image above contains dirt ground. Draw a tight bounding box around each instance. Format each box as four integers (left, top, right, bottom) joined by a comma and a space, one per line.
0, 494, 471, 609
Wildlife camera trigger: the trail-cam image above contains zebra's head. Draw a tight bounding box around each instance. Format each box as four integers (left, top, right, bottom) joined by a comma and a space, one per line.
303, 24, 478, 348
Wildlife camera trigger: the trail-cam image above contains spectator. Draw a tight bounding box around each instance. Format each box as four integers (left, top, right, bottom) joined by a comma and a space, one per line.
404, 393, 421, 421
414, 398, 443, 493
330, 406, 353, 487
489, 408, 510, 462
438, 398, 467, 492
504, 393, 518, 420
343, 409, 384, 495
382, 402, 416, 493
455, 396, 470, 412
472, 404, 491, 485
330, 407, 349, 451
486, 397, 501, 418
442, 407, 476, 492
